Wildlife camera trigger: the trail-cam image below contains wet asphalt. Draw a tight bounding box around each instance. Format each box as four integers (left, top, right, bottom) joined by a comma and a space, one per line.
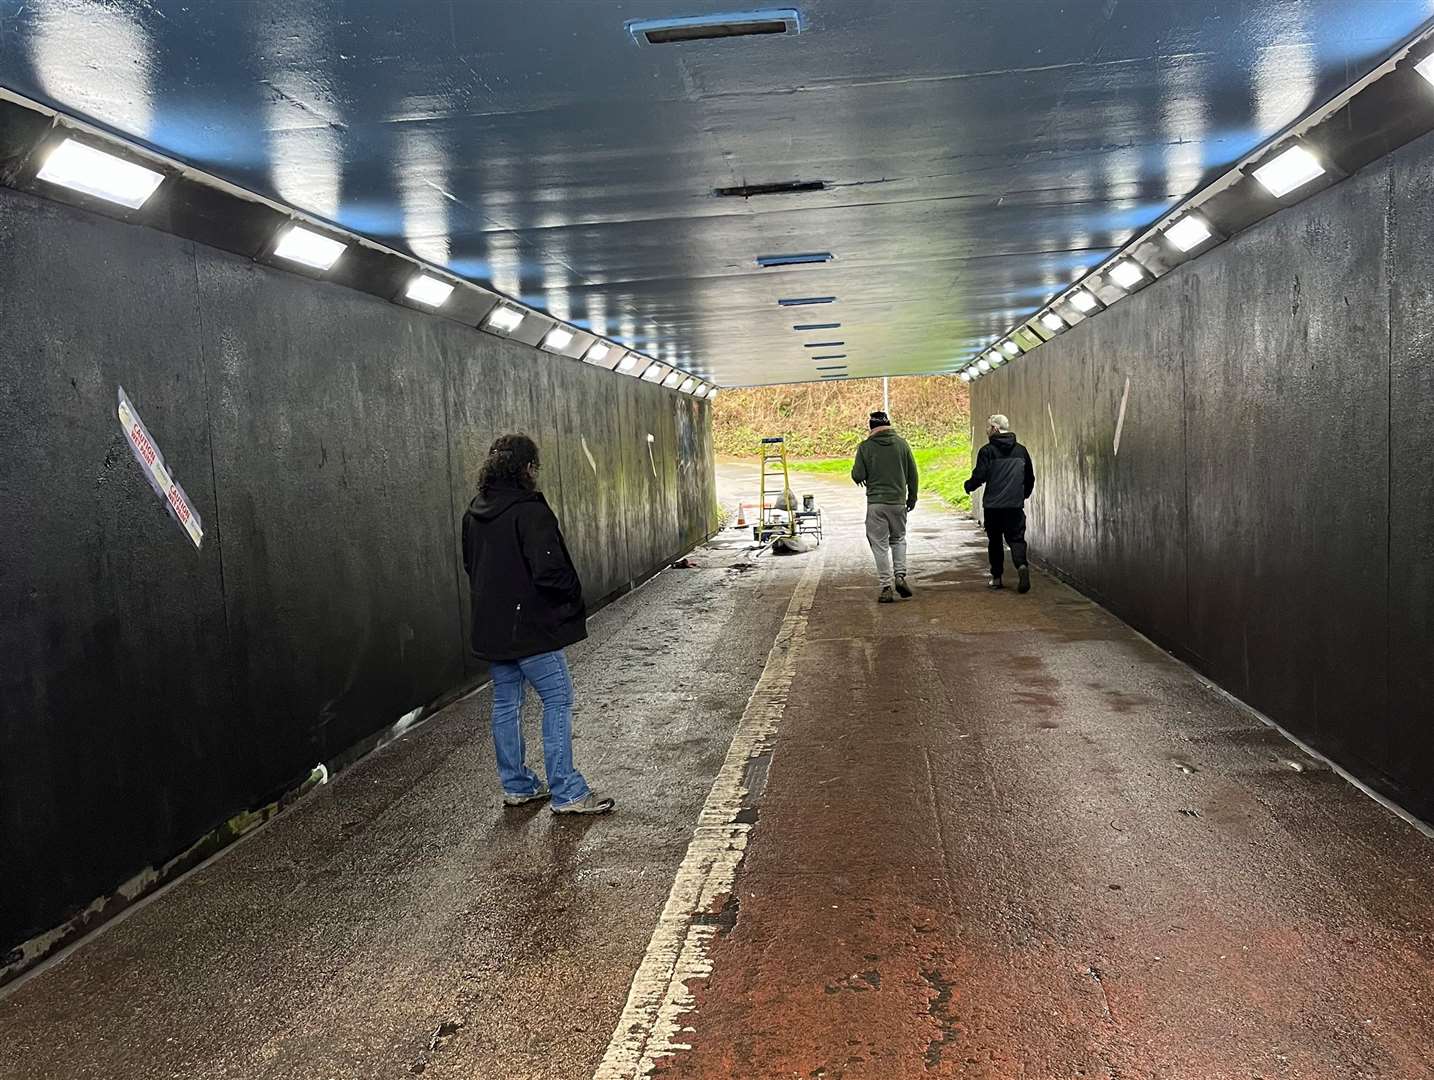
661, 466, 1434, 1080
4, 462, 1433, 1080
0, 476, 803, 1080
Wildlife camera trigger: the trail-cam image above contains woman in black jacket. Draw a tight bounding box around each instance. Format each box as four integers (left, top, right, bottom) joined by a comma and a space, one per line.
461, 434, 613, 815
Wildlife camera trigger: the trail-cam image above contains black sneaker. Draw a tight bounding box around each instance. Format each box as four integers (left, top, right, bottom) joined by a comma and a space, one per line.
1017, 565, 1031, 594
987, 576, 1004, 589
878, 585, 896, 603
895, 575, 913, 598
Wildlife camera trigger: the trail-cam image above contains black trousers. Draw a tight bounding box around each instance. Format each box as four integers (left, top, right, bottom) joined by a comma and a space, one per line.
984, 507, 1027, 577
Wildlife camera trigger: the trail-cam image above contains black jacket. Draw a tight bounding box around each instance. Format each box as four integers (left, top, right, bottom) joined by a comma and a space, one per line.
964, 432, 1035, 509
461, 484, 587, 661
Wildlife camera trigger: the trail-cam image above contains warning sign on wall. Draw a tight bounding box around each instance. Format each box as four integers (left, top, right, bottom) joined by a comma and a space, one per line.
116, 386, 204, 550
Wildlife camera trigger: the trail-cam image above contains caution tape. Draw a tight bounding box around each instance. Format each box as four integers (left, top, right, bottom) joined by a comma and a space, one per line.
117, 385, 204, 549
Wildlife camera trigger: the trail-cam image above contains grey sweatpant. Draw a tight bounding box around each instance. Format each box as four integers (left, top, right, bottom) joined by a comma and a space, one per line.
865, 503, 908, 588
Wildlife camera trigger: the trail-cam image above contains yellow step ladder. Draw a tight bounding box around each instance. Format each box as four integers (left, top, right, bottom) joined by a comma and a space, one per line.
757, 436, 796, 542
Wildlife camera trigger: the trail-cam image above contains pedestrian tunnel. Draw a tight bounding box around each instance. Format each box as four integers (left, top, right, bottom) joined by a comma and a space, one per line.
2, 3, 1434, 1076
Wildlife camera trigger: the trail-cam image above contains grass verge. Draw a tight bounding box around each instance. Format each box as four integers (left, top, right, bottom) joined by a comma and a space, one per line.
785, 435, 974, 511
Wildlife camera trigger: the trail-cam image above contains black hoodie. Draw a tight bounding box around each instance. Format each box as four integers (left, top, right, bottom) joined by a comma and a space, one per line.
964, 431, 1035, 509
461, 484, 587, 661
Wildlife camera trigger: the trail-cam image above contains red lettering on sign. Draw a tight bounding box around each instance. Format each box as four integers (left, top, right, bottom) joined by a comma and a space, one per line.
167, 486, 190, 523
131, 423, 157, 466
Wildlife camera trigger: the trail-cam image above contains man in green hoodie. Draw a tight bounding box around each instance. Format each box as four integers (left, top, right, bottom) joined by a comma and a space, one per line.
851, 410, 920, 603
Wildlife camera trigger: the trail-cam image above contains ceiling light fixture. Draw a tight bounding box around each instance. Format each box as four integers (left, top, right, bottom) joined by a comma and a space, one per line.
1417, 53, 1434, 87
1252, 145, 1326, 198
1164, 213, 1214, 252
662, 369, 683, 387
486, 305, 525, 332
1001, 341, 1020, 356
543, 327, 575, 351
273, 226, 347, 271
1040, 312, 1065, 332
617, 352, 638, 372
36, 138, 164, 209
977, 358, 992, 372
405, 274, 455, 307
585, 342, 611, 364
1069, 289, 1098, 313
1108, 260, 1146, 289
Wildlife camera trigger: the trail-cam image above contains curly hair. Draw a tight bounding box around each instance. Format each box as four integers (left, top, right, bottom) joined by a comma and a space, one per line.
477, 433, 540, 495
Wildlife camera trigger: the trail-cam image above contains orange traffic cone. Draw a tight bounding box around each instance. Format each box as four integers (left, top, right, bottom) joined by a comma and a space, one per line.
736, 503, 747, 527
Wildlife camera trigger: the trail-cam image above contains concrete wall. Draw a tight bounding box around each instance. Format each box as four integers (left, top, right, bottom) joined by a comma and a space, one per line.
0, 184, 717, 966
972, 128, 1434, 825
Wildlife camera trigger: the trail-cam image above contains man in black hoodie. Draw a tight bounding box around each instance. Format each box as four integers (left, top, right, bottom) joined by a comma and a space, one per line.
462, 433, 614, 815
964, 414, 1036, 593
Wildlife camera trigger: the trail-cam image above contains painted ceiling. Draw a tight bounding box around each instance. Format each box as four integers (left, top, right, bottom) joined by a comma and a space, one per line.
1, 0, 1431, 384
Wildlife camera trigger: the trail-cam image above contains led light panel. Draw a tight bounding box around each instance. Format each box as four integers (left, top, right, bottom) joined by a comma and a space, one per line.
274, 226, 347, 270
1252, 145, 1325, 198
1165, 213, 1213, 252
36, 138, 164, 209
405, 275, 454, 307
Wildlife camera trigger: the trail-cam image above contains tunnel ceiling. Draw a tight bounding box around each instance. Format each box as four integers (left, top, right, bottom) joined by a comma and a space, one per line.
1, 0, 1431, 387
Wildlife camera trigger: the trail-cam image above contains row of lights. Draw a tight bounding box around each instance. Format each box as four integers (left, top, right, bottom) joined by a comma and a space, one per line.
960, 49, 1434, 383
32, 135, 719, 401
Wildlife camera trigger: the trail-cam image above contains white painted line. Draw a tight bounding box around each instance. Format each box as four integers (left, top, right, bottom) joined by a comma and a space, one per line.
1047, 401, 1058, 450
593, 547, 826, 1078
1113, 377, 1131, 457
582, 435, 598, 474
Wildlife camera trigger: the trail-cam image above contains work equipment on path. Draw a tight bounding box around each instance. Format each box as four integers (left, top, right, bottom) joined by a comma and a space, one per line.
754, 435, 822, 550
757, 437, 797, 543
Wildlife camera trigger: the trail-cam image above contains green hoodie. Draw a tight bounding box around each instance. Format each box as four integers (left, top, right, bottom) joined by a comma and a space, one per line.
851, 428, 919, 506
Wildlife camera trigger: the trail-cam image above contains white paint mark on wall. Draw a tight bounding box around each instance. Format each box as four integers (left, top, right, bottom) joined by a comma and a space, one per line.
1113, 377, 1131, 457
593, 547, 826, 1078
117, 386, 203, 549
1047, 402, 1059, 450
646, 433, 657, 478
582, 435, 598, 475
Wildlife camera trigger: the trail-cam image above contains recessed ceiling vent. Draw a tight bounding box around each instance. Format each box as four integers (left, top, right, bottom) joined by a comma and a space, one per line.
628, 9, 802, 46
716, 180, 826, 198
757, 252, 833, 267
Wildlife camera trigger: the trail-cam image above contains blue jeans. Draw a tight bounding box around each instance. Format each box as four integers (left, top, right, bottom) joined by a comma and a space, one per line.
489, 650, 590, 807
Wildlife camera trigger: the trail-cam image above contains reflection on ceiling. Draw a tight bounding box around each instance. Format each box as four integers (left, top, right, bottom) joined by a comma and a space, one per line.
2, 0, 1431, 384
